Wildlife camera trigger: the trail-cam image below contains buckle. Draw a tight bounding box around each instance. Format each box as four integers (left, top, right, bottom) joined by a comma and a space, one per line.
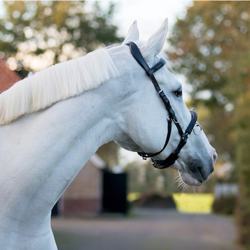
138, 153, 148, 160
173, 117, 178, 123
151, 160, 160, 168
167, 115, 178, 123
167, 115, 172, 122
182, 133, 189, 140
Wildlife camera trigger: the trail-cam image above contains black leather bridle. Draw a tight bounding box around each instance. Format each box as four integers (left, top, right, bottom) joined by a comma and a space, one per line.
126, 42, 199, 169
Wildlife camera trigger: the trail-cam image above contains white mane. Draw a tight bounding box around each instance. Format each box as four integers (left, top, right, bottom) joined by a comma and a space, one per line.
0, 49, 120, 125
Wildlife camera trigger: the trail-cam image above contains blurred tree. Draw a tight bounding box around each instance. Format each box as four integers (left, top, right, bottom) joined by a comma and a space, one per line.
125, 160, 179, 194
167, 1, 250, 247
96, 141, 119, 168
0, 1, 122, 71
0, 1, 122, 166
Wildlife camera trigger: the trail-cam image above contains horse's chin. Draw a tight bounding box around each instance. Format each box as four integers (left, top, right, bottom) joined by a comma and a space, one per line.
180, 171, 202, 186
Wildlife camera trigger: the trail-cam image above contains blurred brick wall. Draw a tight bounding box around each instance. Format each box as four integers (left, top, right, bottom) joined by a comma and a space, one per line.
62, 160, 103, 216
0, 59, 21, 94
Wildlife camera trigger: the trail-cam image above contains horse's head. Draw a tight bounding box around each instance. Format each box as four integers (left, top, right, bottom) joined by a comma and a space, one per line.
112, 19, 217, 187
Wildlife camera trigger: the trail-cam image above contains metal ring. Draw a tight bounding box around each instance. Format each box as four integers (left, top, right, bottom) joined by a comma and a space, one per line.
193, 122, 202, 135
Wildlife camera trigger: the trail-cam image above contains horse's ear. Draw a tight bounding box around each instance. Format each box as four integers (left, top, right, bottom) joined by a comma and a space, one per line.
122, 21, 139, 45
141, 18, 168, 64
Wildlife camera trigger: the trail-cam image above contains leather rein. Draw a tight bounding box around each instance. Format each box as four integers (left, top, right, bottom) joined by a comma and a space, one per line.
126, 42, 199, 169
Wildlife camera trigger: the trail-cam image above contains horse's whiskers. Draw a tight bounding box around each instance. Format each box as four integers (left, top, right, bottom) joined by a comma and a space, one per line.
174, 171, 205, 194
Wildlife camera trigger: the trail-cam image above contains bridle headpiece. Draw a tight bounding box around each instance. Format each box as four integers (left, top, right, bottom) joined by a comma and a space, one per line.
126, 42, 201, 169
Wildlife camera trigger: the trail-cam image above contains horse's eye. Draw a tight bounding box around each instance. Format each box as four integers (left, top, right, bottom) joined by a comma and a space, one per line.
174, 90, 182, 97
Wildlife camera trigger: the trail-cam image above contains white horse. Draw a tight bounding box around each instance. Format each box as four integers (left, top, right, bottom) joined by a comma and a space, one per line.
0, 19, 217, 250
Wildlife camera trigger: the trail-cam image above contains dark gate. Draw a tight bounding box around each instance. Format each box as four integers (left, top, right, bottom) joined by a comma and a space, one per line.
102, 170, 128, 214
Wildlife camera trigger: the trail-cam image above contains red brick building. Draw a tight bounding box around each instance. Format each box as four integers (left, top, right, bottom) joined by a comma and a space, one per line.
0, 59, 21, 94
60, 154, 106, 216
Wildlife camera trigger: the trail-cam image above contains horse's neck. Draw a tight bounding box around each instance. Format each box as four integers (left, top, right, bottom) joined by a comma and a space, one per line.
0, 80, 120, 243
1, 84, 118, 195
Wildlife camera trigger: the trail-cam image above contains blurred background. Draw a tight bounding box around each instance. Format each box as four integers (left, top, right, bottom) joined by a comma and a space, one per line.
0, 1, 249, 249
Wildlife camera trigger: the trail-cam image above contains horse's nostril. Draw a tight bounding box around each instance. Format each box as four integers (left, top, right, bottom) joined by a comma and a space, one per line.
213, 151, 218, 163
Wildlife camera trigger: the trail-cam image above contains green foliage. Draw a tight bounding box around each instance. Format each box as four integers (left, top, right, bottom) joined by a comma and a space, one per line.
0, 1, 122, 71
235, 97, 250, 247
167, 2, 250, 160
167, 2, 250, 247
212, 195, 236, 215
126, 160, 179, 194
96, 141, 119, 168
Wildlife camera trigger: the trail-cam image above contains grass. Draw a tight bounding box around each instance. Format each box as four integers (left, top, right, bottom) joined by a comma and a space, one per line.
173, 193, 214, 213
